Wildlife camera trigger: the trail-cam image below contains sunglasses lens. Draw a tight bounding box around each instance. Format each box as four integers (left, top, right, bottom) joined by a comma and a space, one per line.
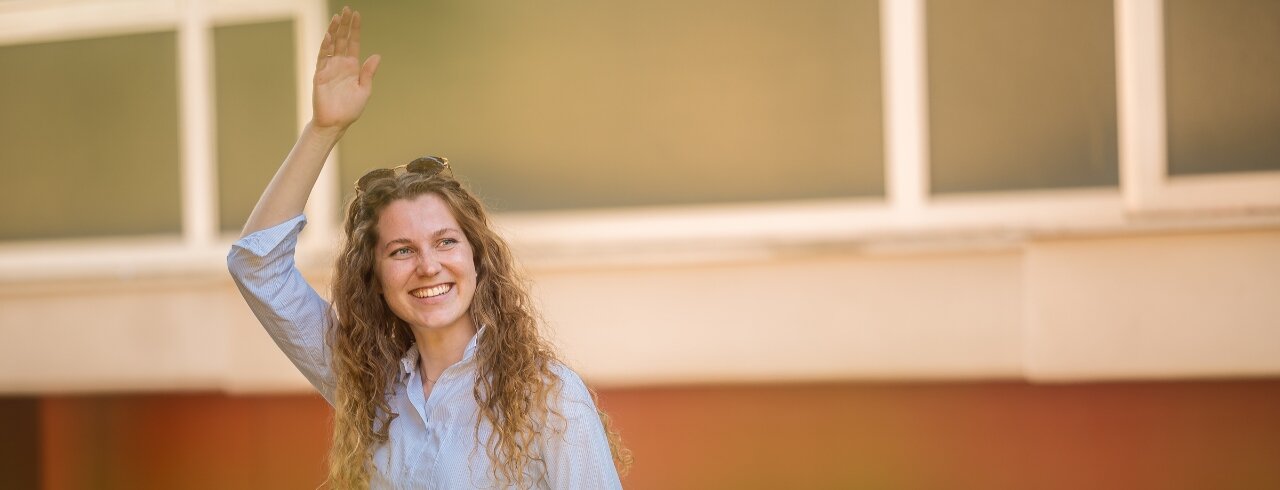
355, 168, 394, 191
406, 156, 450, 177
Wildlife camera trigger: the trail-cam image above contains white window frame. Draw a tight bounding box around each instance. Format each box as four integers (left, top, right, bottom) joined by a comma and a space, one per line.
0, 0, 336, 281
1116, 0, 1280, 214
1, 0, 1277, 282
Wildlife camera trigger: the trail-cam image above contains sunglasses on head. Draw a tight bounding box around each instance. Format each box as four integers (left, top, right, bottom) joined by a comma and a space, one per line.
353, 156, 452, 193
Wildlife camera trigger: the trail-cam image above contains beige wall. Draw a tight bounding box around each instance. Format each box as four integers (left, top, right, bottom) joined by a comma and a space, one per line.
2, 225, 1277, 394
1025, 229, 1280, 381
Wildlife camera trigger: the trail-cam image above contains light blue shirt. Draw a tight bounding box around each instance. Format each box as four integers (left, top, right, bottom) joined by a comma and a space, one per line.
228, 214, 622, 489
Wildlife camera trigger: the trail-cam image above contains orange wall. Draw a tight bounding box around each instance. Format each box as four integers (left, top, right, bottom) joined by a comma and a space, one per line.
39, 395, 330, 489
11, 379, 1280, 489
608, 380, 1280, 489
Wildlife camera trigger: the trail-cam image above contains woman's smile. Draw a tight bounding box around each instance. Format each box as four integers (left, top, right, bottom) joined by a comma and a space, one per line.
410, 283, 453, 299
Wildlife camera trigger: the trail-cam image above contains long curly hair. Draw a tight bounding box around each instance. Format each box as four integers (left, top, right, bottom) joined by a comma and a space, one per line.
326, 166, 631, 488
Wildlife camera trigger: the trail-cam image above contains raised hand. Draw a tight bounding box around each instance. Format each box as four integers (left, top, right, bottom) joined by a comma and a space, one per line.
312, 6, 381, 131
238, 7, 381, 237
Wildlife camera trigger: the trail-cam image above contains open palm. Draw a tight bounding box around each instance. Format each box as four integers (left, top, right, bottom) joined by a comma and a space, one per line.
312, 7, 381, 130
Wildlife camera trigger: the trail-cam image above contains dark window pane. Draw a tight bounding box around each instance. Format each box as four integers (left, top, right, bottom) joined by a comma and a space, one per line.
0, 32, 181, 240
928, 0, 1118, 194
214, 21, 298, 231
1165, 0, 1280, 176
335, 0, 883, 211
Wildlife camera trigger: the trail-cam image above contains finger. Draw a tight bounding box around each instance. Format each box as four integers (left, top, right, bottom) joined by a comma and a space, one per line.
325, 13, 339, 49
317, 13, 339, 62
317, 31, 334, 66
360, 54, 382, 87
334, 6, 352, 57
348, 10, 362, 58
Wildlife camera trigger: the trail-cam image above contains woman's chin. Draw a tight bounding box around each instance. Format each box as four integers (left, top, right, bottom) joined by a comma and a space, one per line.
410, 313, 473, 332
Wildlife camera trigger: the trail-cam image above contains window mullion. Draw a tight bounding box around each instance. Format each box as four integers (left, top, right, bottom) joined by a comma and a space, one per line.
298, 0, 339, 248
178, 0, 218, 248
881, 0, 930, 217
1116, 0, 1167, 212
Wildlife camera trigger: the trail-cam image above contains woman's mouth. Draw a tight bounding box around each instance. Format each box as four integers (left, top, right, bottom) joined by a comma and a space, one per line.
410, 283, 453, 298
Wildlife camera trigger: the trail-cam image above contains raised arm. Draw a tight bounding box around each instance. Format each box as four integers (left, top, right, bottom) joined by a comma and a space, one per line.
240, 6, 381, 237
228, 6, 381, 404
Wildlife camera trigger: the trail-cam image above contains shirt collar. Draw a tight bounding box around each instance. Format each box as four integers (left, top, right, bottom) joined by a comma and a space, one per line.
398, 325, 486, 380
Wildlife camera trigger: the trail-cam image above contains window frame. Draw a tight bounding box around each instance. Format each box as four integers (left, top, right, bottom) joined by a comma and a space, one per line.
1116, 0, 1280, 214
0, 0, 1276, 283
0, 0, 336, 281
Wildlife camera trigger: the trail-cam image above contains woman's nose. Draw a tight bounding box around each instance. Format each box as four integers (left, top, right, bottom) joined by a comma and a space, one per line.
416, 252, 442, 276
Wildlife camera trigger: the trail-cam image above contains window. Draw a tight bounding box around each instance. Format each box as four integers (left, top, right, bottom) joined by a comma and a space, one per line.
927, 0, 1118, 194
214, 21, 298, 232
335, 0, 885, 211
0, 0, 315, 280
1116, 0, 1280, 212
1164, 0, 1280, 176
0, 31, 181, 240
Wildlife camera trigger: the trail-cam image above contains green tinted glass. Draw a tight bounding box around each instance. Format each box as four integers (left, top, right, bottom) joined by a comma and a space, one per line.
214, 21, 298, 231
334, 0, 884, 211
0, 32, 181, 240
1165, 0, 1280, 176
927, 0, 1118, 194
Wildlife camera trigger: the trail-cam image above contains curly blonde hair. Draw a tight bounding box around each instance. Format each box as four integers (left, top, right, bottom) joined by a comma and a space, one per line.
326, 167, 630, 488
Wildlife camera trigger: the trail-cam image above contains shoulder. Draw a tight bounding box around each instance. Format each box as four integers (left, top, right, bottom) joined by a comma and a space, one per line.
546, 361, 598, 416
548, 361, 590, 397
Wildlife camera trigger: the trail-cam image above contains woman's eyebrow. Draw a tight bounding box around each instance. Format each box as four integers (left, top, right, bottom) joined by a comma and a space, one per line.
382, 229, 461, 250
432, 227, 463, 238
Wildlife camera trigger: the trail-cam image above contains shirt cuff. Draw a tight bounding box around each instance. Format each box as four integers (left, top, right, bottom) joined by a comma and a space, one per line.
230, 214, 308, 257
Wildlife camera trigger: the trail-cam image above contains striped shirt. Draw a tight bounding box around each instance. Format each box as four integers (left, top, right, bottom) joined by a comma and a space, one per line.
228, 214, 621, 489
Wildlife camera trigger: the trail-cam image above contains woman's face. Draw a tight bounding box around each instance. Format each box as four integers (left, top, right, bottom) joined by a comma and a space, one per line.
374, 193, 478, 334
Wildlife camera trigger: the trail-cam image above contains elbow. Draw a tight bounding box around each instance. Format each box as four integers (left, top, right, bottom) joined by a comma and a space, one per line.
225, 246, 256, 288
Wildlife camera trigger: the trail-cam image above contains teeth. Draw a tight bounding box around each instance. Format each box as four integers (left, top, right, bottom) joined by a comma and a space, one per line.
412, 284, 451, 298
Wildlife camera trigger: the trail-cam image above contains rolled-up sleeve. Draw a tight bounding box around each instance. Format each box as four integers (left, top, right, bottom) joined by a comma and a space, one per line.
227, 214, 337, 404
541, 365, 623, 489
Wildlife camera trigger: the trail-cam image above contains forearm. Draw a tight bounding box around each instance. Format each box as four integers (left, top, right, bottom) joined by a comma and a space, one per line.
240, 122, 346, 237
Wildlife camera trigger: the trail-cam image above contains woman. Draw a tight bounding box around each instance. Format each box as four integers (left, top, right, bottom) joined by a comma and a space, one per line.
228, 7, 629, 488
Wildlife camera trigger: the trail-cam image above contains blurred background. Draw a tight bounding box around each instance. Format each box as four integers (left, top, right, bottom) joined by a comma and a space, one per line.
2, 0, 1279, 488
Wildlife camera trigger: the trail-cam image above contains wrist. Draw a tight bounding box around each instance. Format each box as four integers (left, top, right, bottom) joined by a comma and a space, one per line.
304, 121, 348, 142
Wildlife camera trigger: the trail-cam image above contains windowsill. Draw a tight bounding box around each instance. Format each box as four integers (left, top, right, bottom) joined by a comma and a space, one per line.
2, 187, 1278, 287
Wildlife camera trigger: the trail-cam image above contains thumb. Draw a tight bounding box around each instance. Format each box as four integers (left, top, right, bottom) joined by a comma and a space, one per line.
360, 54, 382, 87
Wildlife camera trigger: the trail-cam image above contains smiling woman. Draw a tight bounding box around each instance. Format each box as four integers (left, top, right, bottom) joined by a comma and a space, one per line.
373, 194, 478, 339
226, 6, 628, 489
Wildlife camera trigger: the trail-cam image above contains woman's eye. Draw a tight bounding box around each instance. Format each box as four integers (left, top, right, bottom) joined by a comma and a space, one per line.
390, 247, 412, 257
440, 238, 458, 247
